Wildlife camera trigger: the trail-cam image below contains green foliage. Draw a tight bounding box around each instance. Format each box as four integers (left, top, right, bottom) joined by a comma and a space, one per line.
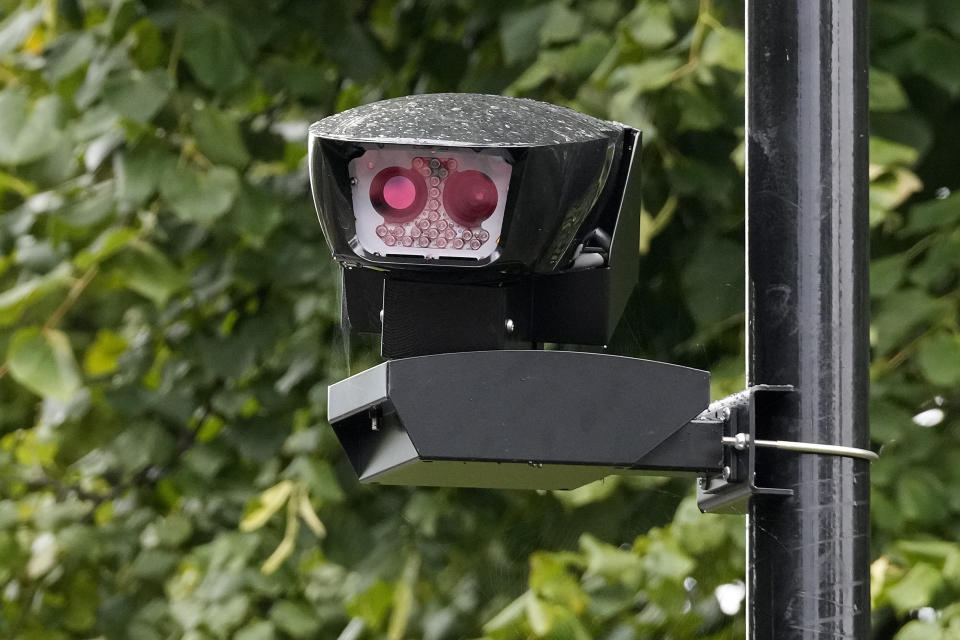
7, 326, 81, 400
0, 0, 958, 638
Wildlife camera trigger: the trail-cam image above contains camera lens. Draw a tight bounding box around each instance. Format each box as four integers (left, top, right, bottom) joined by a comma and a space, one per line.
370, 167, 427, 222
443, 170, 497, 227
383, 176, 416, 209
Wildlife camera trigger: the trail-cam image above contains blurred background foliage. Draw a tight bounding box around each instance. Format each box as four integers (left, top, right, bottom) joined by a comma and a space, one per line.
0, 0, 957, 638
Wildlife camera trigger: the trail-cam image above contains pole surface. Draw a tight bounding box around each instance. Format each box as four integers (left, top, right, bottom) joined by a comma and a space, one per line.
745, 1, 870, 638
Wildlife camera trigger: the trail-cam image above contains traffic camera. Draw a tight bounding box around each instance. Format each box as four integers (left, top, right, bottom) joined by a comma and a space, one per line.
309, 94, 719, 490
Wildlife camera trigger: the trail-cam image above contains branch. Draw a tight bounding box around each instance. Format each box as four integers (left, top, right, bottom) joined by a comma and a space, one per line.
43, 265, 99, 331
0, 265, 98, 383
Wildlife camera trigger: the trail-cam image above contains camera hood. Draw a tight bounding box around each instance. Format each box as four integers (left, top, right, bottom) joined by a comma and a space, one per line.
309, 93, 635, 275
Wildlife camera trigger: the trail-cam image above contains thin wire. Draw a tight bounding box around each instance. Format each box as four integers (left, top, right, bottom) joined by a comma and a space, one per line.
721, 436, 878, 462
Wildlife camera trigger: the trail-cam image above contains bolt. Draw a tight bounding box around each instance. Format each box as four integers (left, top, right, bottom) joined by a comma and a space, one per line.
734, 433, 749, 450
722, 466, 732, 480
722, 408, 732, 420
697, 476, 707, 488
505, 318, 515, 333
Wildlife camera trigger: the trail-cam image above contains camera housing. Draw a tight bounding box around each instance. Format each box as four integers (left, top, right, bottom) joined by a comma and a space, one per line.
309, 93, 641, 357
310, 94, 719, 490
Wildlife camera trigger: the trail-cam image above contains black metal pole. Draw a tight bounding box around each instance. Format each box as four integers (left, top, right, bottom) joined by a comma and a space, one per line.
745, 1, 870, 639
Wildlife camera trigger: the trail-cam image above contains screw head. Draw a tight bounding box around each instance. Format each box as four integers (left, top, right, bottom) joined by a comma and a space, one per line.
505, 318, 515, 333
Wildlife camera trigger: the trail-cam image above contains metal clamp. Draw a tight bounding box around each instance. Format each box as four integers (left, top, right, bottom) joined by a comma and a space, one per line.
697, 385, 794, 514
697, 385, 878, 514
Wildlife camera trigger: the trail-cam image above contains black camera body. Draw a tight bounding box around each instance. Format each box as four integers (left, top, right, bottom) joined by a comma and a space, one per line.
309, 93, 641, 358
309, 94, 718, 490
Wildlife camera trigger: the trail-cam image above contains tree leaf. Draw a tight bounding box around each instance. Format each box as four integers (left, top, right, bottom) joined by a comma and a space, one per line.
906, 193, 960, 233
282, 458, 344, 502
525, 593, 553, 635
870, 399, 913, 443
872, 288, 947, 355
701, 28, 746, 72
579, 534, 643, 585
641, 539, 695, 580
0, 90, 65, 166
500, 5, 551, 65
909, 31, 960, 96
869, 167, 922, 222
870, 68, 909, 112
228, 182, 283, 247
540, 3, 583, 46
346, 581, 393, 630
160, 164, 239, 225
83, 329, 129, 376
320, 22, 385, 84
626, 1, 676, 50
484, 591, 532, 634
610, 57, 683, 94
509, 32, 611, 93
74, 227, 138, 270
101, 68, 172, 122
886, 563, 944, 615
192, 106, 250, 168
7, 327, 82, 401
182, 13, 250, 92
529, 552, 588, 611
677, 84, 726, 131
552, 477, 620, 508
129, 18, 165, 69
681, 236, 744, 330
114, 241, 187, 305
870, 137, 919, 167
893, 621, 944, 640
235, 620, 276, 640
916, 332, 960, 387
896, 471, 948, 525
0, 263, 71, 326
62, 569, 98, 632
54, 185, 115, 230
115, 146, 177, 211
0, 4, 43, 58
869, 254, 908, 299
46, 33, 98, 84
111, 421, 176, 473
269, 601, 320, 639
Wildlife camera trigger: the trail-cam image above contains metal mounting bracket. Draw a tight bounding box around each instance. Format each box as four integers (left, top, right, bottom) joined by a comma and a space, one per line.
327, 350, 717, 490
696, 385, 796, 514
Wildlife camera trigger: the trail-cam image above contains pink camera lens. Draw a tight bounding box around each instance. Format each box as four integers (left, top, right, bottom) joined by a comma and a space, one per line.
369, 167, 427, 222
443, 170, 498, 227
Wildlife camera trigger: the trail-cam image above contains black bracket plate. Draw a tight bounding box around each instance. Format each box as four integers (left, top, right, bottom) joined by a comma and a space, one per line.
696, 385, 796, 514
327, 350, 719, 490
